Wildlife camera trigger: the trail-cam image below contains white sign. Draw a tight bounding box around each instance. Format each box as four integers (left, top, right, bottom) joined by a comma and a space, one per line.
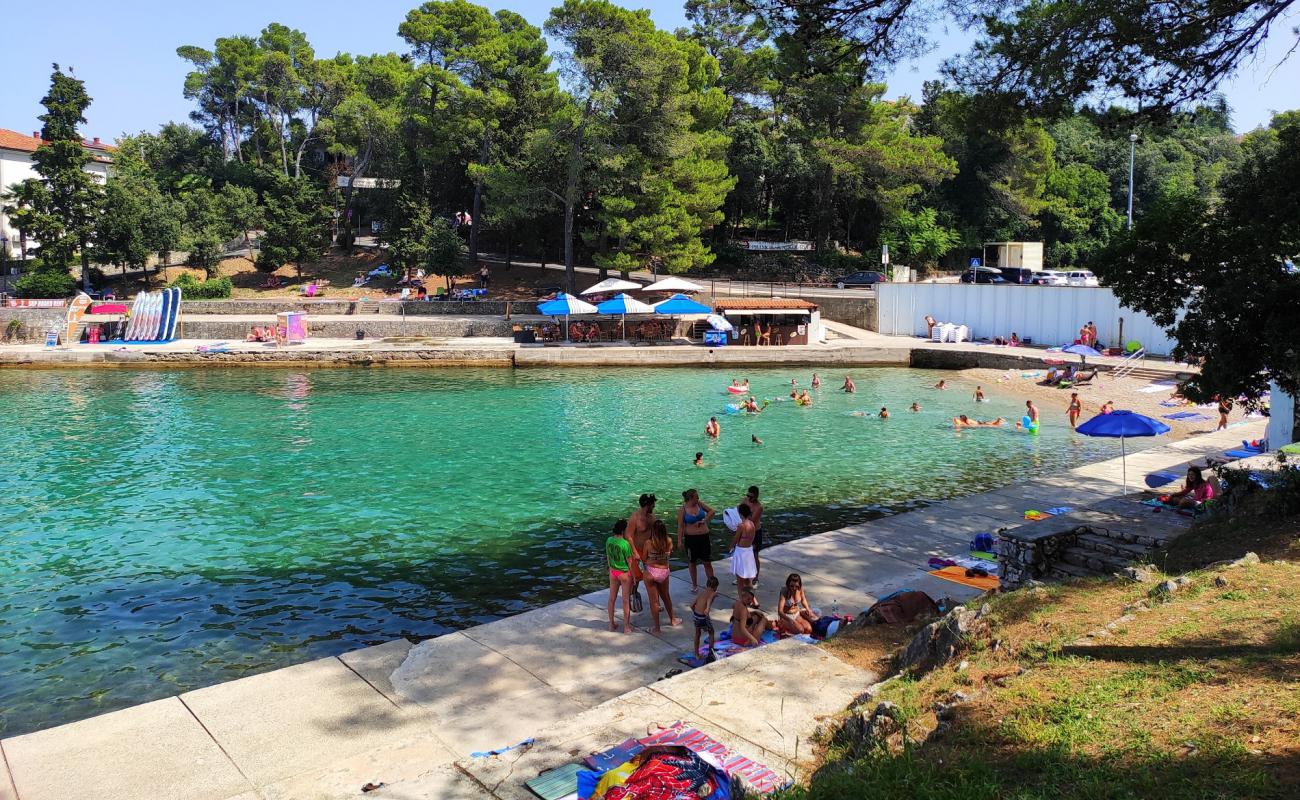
336, 176, 401, 189
739, 240, 814, 252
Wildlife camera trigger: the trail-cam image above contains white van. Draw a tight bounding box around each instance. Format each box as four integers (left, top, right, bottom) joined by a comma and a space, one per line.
1066, 270, 1099, 287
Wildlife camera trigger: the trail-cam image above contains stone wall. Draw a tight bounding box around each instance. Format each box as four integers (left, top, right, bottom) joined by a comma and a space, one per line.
811, 294, 878, 330
0, 308, 68, 343
998, 524, 1081, 587
178, 316, 511, 341
181, 299, 535, 316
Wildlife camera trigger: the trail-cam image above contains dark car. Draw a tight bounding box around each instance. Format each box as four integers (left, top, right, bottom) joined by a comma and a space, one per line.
998, 267, 1039, 285
959, 271, 1008, 284
835, 270, 886, 288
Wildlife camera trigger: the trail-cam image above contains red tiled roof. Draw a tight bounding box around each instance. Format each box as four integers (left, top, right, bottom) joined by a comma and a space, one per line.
713, 298, 818, 310
0, 128, 116, 156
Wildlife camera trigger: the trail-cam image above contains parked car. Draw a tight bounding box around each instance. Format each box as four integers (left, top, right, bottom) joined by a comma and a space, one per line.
1033, 271, 1068, 286
999, 267, 1038, 285
835, 270, 886, 288
1066, 270, 1099, 287
959, 271, 1008, 284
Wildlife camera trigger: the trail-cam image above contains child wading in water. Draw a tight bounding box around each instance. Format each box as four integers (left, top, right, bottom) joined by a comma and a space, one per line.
605, 520, 633, 633
690, 576, 720, 662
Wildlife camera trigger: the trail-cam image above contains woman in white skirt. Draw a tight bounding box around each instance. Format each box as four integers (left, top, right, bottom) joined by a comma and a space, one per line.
730, 502, 758, 592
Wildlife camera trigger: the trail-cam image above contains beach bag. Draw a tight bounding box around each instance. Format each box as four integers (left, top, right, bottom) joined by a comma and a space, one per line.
812, 616, 843, 638
972, 533, 996, 552
630, 588, 644, 614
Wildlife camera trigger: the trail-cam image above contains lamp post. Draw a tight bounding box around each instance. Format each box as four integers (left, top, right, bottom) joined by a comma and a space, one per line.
0, 235, 8, 295
1126, 133, 1138, 229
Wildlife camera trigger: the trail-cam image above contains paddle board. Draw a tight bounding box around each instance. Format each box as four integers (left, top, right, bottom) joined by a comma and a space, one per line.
131, 292, 152, 341
147, 291, 163, 340
156, 289, 174, 342
123, 292, 146, 340
163, 287, 182, 341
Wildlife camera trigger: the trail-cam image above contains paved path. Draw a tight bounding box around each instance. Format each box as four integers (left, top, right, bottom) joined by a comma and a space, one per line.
0, 422, 1265, 800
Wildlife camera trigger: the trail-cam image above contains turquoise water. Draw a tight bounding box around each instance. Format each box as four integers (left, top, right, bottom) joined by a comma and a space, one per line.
0, 366, 1127, 735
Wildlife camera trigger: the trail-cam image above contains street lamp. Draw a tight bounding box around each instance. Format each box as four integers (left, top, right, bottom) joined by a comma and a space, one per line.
1126, 133, 1138, 230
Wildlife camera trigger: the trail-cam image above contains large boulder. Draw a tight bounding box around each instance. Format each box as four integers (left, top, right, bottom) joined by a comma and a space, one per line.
897, 606, 989, 675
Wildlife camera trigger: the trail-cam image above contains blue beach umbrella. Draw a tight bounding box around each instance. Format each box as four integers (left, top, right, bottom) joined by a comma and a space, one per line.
1062, 343, 1102, 365
596, 293, 655, 340
1075, 410, 1171, 494
652, 294, 712, 315
537, 292, 598, 340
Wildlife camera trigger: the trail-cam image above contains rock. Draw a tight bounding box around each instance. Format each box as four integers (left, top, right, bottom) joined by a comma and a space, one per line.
898, 606, 989, 675
1232, 552, 1261, 567
1151, 579, 1181, 597
957, 660, 969, 672
977, 603, 992, 619
1175, 576, 1191, 587
1214, 575, 1230, 588
1122, 566, 1156, 583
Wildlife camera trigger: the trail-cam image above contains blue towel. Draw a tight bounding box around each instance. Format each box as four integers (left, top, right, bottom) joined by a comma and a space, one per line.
1145, 470, 1180, 488
1224, 449, 1259, 459
1162, 411, 1210, 421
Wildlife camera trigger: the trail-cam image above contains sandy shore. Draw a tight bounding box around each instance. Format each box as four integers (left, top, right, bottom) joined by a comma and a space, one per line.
944, 366, 1254, 442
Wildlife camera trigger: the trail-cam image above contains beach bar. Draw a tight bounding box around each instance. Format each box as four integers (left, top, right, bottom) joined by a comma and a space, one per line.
713, 298, 824, 345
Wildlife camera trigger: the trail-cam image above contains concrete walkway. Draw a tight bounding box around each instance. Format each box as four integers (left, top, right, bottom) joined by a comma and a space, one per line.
0, 422, 1265, 800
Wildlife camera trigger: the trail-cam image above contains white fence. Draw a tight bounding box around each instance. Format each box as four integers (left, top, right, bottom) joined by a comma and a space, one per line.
875, 284, 1179, 356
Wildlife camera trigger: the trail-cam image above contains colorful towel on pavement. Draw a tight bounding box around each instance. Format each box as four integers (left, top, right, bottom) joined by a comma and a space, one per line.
676, 630, 815, 668
638, 724, 789, 794
929, 565, 1000, 591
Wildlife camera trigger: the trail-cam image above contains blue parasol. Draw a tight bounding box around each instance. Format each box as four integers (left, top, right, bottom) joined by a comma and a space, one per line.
1062, 343, 1102, 365
652, 294, 712, 315
596, 293, 655, 340
537, 293, 598, 341
1075, 410, 1171, 493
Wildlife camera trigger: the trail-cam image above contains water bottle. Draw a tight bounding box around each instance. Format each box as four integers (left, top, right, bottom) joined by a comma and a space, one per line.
832, 599, 840, 618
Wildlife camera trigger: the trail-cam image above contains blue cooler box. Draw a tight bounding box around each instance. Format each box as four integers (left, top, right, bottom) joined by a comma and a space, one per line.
703, 330, 728, 346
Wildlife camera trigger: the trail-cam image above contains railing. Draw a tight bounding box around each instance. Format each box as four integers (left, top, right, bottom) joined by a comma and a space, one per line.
1111, 347, 1147, 379
703, 278, 877, 299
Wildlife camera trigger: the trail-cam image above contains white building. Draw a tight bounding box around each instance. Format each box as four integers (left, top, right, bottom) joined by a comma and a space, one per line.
0, 127, 114, 264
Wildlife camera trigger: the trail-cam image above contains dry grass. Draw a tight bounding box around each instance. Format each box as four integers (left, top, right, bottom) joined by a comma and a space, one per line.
800, 521, 1300, 799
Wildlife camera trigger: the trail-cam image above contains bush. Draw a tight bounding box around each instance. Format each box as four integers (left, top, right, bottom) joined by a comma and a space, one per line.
168, 272, 232, 299
14, 268, 76, 299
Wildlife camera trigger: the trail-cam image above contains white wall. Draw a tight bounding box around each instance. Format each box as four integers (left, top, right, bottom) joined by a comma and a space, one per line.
1268, 383, 1295, 446
0, 149, 109, 260
875, 283, 1179, 355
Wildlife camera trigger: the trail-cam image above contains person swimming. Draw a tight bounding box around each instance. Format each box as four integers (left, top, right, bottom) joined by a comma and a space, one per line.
705, 417, 720, 438
842, 375, 856, 393
954, 415, 1004, 428
935, 379, 948, 390
879, 407, 889, 419
751, 434, 763, 446
811, 373, 821, 389
910, 402, 921, 412
974, 386, 985, 402
694, 451, 705, 467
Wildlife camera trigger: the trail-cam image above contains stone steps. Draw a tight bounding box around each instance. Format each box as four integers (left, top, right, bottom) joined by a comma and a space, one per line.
1047, 560, 1108, 581
1058, 546, 1135, 574
1072, 532, 1152, 561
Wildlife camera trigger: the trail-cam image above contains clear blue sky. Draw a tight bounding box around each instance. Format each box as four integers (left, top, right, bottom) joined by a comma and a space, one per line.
3, 0, 1298, 141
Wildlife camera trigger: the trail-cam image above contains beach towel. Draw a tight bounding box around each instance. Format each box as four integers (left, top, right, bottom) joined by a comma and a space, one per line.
722, 507, 740, 532
637, 724, 790, 794
1224, 448, 1262, 459
1138, 382, 1177, 393
676, 630, 813, 668
1162, 411, 1210, 421
1145, 470, 1180, 488
1023, 510, 1054, 521
526, 762, 584, 800
969, 550, 997, 562
929, 565, 1000, 591
1158, 400, 1186, 407
1044, 506, 1074, 516
582, 748, 730, 800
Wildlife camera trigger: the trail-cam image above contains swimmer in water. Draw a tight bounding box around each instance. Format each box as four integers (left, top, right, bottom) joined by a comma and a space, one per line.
879, 407, 889, 419
910, 402, 921, 412
842, 375, 856, 393
811, 373, 821, 389
935, 379, 948, 390
694, 451, 705, 467
974, 386, 985, 402
955, 415, 1004, 428
705, 417, 720, 438
798, 390, 812, 406
752, 434, 763, 446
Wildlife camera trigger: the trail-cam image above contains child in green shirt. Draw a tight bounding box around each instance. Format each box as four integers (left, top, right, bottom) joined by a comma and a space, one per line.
606, 519, 633, 633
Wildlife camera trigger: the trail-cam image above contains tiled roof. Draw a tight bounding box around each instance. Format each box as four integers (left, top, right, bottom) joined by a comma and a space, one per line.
713, 298, 818, 310
0, 128, 116, 156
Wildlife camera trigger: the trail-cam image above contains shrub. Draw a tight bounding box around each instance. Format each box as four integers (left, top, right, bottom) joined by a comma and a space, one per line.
14, 268, 76, 299
168, 272, 232, 299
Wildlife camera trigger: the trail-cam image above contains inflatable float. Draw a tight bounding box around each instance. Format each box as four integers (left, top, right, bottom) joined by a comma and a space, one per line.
726, 383, 750, 395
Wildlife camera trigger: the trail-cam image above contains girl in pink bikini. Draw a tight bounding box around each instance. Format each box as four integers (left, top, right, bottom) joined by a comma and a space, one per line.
643, 520, 682, 632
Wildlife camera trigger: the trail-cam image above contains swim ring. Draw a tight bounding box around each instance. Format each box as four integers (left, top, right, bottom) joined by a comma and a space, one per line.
726, 384, 750, 394
725, 404, 742, 415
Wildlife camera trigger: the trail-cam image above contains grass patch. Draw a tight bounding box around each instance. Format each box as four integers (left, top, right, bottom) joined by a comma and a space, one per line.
806, 514, 1300, 799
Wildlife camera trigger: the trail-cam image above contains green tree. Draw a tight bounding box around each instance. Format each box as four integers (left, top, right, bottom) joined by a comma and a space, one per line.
12, 65, 103, 292
1098, 112, 1300, 407
382, 197, 466, 289
94, 172, 184, 275
257, 173, 330, 277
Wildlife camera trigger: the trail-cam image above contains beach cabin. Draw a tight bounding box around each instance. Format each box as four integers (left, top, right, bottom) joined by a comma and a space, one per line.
981, 241, 1044, 272
714, 298, 823, 345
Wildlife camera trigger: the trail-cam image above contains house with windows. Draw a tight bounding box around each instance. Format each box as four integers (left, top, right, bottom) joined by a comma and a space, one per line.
0, 128, 114, 282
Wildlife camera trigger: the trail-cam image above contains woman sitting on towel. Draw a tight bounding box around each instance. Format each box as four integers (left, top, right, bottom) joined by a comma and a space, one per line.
777, 573, 818, 635
1167, 466, 1217, 510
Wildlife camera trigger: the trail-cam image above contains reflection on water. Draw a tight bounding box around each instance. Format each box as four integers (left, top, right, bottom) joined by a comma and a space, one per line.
0, 366, 1133, 735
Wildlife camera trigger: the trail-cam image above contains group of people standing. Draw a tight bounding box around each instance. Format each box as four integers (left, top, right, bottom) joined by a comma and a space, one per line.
604, 485, 806, 659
